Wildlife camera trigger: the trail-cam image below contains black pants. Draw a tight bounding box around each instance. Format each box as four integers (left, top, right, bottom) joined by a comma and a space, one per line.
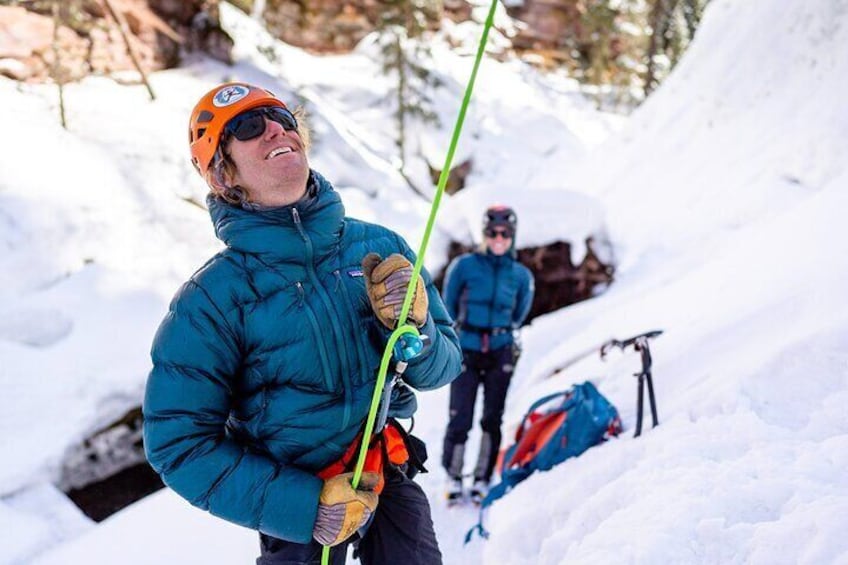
256, 465, 442, 565
442, 346, 515, 483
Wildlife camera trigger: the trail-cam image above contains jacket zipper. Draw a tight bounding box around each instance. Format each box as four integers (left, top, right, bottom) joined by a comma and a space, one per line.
292, 208, 353, 429
334, 269, 371, 387
295, 281, 335, 392
488, 257, 501, 329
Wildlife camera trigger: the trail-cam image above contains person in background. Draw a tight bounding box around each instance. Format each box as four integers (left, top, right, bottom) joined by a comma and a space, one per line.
440, 205, 535, 504
143, 82, 461, 564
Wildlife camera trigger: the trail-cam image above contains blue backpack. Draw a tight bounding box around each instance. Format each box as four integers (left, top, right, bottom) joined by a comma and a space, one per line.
467, 381, 622, 541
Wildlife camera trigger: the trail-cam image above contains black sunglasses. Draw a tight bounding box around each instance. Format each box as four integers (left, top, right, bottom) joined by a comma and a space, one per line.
224, 106, 298, 142
485, 227, 513, 239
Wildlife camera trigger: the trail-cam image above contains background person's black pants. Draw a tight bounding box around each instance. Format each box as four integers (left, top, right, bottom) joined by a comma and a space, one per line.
441, 345, 514, 483
256, 465, 442, 565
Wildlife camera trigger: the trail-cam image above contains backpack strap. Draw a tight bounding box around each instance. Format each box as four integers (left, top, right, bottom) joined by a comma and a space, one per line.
512, 390, 569, 443
504, 411, 567, 469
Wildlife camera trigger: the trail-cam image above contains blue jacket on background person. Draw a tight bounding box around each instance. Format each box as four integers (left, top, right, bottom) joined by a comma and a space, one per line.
442, 250, 534, 352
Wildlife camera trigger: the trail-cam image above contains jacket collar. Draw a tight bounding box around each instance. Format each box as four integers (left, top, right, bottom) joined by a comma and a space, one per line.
207, 170, 344, 262
481, 248, 515, 263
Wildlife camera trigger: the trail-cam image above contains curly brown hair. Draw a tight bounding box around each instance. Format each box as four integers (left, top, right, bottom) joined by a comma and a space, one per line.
205, 106, 311, 205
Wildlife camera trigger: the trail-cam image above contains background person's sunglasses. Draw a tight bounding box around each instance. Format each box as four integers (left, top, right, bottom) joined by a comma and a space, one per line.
224, 106, 298, 142
485, 228, 513, 239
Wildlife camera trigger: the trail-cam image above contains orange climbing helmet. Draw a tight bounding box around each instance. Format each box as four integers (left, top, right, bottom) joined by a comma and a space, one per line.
188, 82, 287, 177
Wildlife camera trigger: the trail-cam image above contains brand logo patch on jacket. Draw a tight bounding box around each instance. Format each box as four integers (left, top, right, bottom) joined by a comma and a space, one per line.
347, 268, 364, 278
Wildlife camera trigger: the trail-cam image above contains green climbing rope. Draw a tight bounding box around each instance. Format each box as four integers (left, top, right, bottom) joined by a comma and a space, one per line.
322, 1, 499, 562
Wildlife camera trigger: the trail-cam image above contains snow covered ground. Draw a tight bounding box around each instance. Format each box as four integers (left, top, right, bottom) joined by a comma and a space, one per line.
3, 0, 847, 563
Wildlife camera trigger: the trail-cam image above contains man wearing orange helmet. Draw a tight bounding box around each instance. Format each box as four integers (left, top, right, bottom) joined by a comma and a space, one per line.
143, 82, 461, 564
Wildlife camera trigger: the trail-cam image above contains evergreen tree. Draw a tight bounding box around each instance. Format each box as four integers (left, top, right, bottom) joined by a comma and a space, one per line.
548, 0, 710, 107
576, 0, 643, 108
644, 0, 711, 95
376, 0, 442, 196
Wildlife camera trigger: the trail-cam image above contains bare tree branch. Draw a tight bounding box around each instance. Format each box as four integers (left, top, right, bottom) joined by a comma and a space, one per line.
102, 0, 156, 100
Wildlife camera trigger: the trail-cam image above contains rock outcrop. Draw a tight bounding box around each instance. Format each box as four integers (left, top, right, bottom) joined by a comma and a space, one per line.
437, 237, 615, 323
0, 0, 232, 82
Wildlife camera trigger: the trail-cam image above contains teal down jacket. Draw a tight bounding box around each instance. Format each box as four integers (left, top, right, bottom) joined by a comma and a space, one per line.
143, 171, 461, 544
442, 251, 534, 352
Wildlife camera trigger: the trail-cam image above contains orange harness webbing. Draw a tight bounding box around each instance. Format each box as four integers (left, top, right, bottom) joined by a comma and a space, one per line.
316, 422, 409, 494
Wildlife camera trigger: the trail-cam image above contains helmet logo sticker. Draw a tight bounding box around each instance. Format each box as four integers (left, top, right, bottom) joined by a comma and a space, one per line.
213, 85, 250, 107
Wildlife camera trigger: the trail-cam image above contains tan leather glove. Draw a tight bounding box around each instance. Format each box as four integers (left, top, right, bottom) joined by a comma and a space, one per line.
313, 472, 380, 547
361, 253, 428, 329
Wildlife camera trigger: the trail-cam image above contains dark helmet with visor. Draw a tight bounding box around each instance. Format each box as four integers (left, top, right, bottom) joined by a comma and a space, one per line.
483, 205, 517, 238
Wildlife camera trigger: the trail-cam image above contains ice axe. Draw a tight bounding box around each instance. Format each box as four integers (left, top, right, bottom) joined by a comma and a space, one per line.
601, 330, 663, 437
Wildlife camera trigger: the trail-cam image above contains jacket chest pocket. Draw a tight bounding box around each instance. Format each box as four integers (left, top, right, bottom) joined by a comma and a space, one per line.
491, 267, 519, 302
255, 282, 337, 393
334, 266, 372, 321
333, 267, 380, 385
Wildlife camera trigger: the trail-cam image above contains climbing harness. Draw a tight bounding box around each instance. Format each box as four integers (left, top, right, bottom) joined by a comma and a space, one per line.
320, 1, 501, 562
